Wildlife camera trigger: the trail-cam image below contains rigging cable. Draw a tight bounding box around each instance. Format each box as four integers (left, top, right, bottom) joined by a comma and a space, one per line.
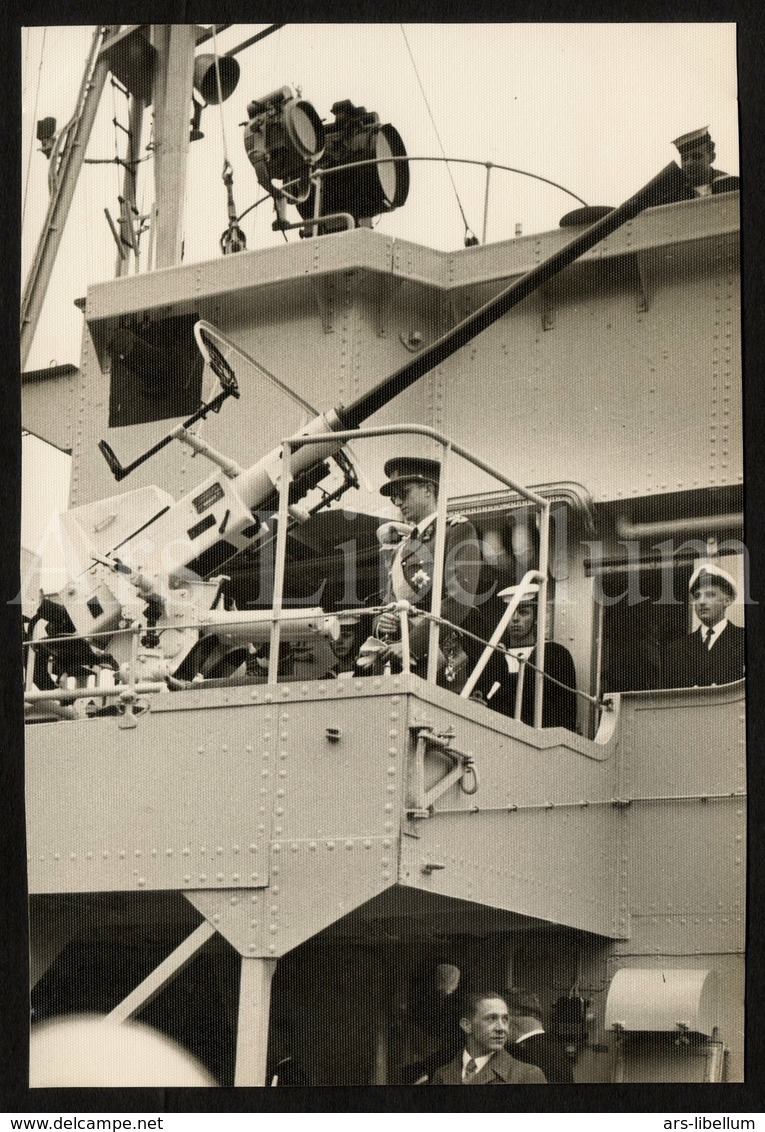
212, 26, 247, 254
399, 25, 478, 245
22, 27, 47, 231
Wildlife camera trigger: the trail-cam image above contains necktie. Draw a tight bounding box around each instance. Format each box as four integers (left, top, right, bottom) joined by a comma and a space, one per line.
464, 1058, 477, 1082
704, 627, 714, 650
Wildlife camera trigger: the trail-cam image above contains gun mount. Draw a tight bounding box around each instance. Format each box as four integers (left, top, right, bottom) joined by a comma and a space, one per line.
31, 162, 688, 693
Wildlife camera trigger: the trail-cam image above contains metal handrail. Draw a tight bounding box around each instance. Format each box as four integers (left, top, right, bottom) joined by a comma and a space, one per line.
276, 153, 590, 247
24, 425, 574, 725
273, 423, 552, 723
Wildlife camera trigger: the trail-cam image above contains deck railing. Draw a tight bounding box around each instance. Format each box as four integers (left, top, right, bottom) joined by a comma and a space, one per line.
23, 425, 596, 730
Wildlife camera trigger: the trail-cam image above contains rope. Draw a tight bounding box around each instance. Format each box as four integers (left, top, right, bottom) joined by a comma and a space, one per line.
211, 26, 247, 255
399, 25, 478, 244
413, 607, 604, 709
22, 27, 47, 230
211, 26, 230, 167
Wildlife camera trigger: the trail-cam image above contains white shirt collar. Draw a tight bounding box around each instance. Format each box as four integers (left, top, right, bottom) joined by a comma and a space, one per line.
412, 512, 438, 538
462, 1048, 493, 1078
699, 619, 727, 648
503, 645, 534, 673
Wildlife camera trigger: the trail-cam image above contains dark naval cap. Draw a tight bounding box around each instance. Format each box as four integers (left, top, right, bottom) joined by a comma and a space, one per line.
380, 457, 441, 497
673, 126, 712, 153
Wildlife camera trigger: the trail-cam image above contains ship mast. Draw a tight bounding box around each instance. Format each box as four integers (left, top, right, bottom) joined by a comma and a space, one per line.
20, 26, 119, 369
20, 25, 207, 367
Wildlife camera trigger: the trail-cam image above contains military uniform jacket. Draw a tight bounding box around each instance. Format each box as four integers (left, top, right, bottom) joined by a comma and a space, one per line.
380, 515, 481, 664
663, 621, 745, 688
431, 1048, 547, 1085
671, 168, 739, 201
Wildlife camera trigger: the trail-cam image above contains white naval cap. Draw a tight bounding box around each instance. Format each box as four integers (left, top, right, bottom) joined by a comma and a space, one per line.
497, 583, 540, 604
688, 564, 737, 600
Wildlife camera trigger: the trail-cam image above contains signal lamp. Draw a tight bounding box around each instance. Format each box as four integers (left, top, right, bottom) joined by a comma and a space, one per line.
189, 53, 241, 142
193, 54, 240, 105
297, 99, 410, 233
244, 86, 326, 202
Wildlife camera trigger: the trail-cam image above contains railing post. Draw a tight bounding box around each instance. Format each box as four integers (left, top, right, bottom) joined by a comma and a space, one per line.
514, 656, 527, 721
532, 501, 551, 728
268, 441, 293, 684
426, 441, 452, 684
399, 603, 412, 675
481, 162, 493, 245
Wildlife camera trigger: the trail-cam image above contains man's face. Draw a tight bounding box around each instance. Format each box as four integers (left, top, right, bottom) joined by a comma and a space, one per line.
389, 481, 435, 526
461, 997, 510, 1056
691, 582, 732, 628
680, 139, 716, 187
331, 625, 357, 660
506, 603, 536, 645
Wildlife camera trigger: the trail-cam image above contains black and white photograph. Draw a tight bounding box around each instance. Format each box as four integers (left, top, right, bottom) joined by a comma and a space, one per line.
16, 20, 749, 1102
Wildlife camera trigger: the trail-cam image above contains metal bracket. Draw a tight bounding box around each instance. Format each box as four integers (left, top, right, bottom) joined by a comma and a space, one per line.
371, 273, 401, 338
634, 250, 652, 312
406, 724, 478, 819
540, 285, 555, 330
313, 277, 334, 334
116, 690, 150, 729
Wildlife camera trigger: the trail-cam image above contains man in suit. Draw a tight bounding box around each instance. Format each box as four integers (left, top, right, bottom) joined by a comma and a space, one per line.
373, 457, 482, 684
431, 991, 546, 1084
671, 127, 739, 199
663, 564, 745, 688
472, 589, 578, 729
505, 988, 573, 1084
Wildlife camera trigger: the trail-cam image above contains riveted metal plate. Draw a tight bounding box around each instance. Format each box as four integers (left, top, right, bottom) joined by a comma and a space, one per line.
399, 679, 623, 938
188, 833, 396, 956
623, 683, 745, 798
26, 706, 271, 894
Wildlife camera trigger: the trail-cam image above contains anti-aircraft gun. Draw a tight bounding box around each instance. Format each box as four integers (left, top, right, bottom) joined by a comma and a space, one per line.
29, 161, 689, 695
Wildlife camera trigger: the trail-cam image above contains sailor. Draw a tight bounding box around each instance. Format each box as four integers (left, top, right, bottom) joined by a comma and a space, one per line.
672, 127, 739, 198
663, 564, 745, 688
325, 613, 362, 678
430, 991, 546, 1085
372, 457, 481, 683
472, 588, 578, 729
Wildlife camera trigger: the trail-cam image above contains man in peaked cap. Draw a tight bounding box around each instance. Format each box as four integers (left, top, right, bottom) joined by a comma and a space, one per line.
663, 564, 745, 688
671, 127, 739, 199
373, 457, 482, 683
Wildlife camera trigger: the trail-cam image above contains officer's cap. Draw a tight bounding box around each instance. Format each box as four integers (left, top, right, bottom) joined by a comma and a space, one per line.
380, 457, 441, 497
688, 564, 737, 600
673, 127, 712, 153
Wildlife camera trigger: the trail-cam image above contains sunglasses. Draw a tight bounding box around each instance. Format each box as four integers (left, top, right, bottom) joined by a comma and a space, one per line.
389, 482, 423, 505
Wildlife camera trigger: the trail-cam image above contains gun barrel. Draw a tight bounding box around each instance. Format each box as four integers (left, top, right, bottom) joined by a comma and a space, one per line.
103, 162, 688, 584
339, 161, 687, 430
